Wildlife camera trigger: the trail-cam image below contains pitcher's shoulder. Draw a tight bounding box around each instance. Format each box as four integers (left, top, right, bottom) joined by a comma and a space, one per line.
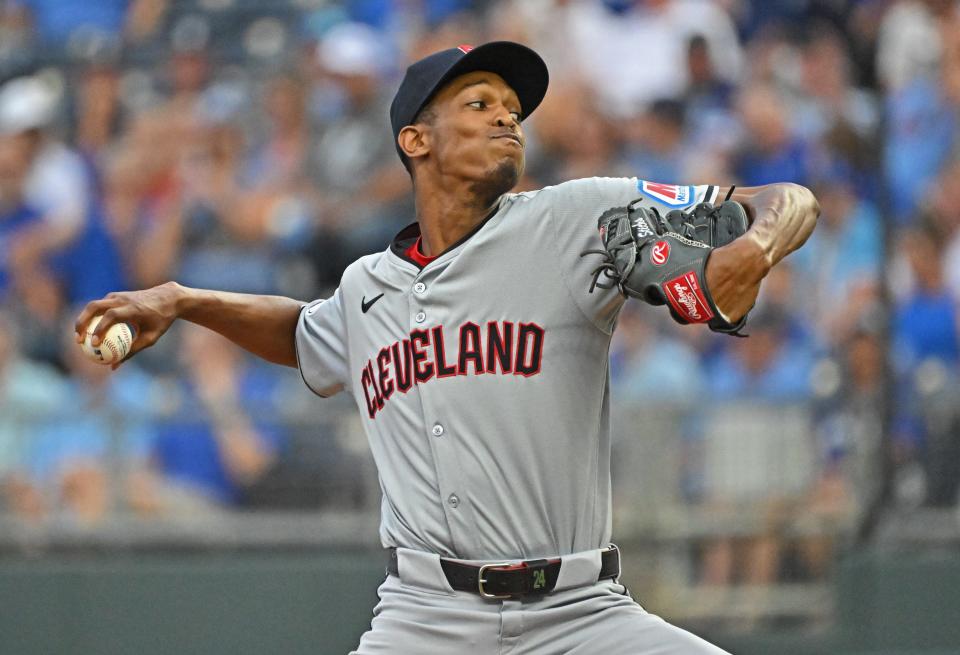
500, 178, 627, 208
337, 250, 389, 288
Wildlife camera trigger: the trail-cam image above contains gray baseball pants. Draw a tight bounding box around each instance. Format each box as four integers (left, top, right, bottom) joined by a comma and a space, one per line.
351, 547, 731, 654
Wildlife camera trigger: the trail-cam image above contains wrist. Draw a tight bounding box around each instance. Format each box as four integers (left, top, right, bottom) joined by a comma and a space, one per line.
168, 281, 194, 320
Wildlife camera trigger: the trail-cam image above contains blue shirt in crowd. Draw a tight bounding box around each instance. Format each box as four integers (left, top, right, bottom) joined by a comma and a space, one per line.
15, 0, 128, 43
884, 77, 957, 222
895, 288, 960, 368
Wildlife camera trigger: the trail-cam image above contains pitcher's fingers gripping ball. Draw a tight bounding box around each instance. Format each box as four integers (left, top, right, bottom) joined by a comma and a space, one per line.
80, 315, 135, 365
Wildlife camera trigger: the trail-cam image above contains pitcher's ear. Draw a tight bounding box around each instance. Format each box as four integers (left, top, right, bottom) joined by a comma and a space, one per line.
398, 124, 430, 160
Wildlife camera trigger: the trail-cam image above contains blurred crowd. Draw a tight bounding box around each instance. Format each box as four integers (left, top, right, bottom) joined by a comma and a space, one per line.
0, 0, 959, 591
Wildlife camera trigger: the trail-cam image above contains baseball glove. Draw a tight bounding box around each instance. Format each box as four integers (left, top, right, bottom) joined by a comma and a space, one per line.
582, 192, 751, 336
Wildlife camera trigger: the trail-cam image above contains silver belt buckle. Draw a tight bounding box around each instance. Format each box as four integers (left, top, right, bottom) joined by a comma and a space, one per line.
477, 562, 514, 599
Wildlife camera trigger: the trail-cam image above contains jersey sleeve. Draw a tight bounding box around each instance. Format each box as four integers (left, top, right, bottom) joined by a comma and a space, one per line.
295, 286, 349, 397
546, 177, 719, 333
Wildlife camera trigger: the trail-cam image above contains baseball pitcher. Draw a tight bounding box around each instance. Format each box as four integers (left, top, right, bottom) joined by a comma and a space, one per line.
76, 42, 819, 654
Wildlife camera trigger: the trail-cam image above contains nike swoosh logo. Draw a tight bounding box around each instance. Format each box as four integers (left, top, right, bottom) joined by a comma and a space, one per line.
361, 293, 385, 313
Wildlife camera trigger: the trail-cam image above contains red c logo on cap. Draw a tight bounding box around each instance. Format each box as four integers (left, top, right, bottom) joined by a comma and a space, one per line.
457, 45, 474, 53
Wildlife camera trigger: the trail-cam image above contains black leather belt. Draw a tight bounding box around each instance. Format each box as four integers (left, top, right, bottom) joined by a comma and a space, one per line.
386, 546, 620, 599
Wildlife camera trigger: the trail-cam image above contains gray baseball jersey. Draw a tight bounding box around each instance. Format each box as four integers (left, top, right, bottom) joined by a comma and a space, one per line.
296, 177, 719, 561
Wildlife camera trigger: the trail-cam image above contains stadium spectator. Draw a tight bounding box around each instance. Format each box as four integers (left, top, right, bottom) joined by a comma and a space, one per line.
564, 0, 743, 117
705, 307, 814, 402
888, 222, 960, 509
884, 73, 957, 221
0, 310, 70, 520
733, 83, 814, 187
791, 164, 883, 345
0, 73, 125, 315
682, 34, 738, 162
695, 307, 817, 597
0, 130, 42, 301
794, 27, 879, 145
340, 0, 474, 32
935, 160, 960, 301
145, 326, 283, 508
307, 21, 412, 270
70, 54, 126, 172
108, 39, 270, 293
876, 0, 960, 92
117, 24, 215, 243
609, 304, 705, 402
883, 12, 960, 221
684, 34, 734, 112
524, 81, 621, 184
0, 76, 90, 282
171, 87, 294, 296
0, 2, 32, 69
246, 74, 311, 193
913, 359, 960, 507
103, 118, 187, 289
488, 0, 585, 82
804, 328, 887, 578
11, 319, 156, 524
10, 0, 167, 48
622, 98, 691, 184
1, 83, 126, 363
893, 225, 960, 370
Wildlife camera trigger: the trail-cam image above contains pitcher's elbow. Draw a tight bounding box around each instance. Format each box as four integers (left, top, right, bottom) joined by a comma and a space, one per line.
790, 182, 821, 221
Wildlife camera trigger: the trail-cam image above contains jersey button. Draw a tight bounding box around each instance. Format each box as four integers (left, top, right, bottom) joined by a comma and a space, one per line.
431, 424, 444, 437
447, 494, 460, 508
415, 311, 426, 323
413, 282, 426, 294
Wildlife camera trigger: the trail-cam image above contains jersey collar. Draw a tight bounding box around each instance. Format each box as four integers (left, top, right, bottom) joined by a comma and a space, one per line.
405, 237, 437, 266
389, 204, 502, 269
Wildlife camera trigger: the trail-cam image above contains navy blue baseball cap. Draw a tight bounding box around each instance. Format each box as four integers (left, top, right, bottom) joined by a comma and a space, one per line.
389, 41, 549, 162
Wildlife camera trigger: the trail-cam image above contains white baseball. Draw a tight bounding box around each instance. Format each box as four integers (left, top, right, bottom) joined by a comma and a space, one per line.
81, 315, 135, 365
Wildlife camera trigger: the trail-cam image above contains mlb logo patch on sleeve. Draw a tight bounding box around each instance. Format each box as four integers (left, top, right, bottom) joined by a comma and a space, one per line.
637, 181, 694, 207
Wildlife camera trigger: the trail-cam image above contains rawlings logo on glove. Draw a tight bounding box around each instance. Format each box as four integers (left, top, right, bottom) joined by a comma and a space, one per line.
663, 272, 713, 323
581, 192, 751, 336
